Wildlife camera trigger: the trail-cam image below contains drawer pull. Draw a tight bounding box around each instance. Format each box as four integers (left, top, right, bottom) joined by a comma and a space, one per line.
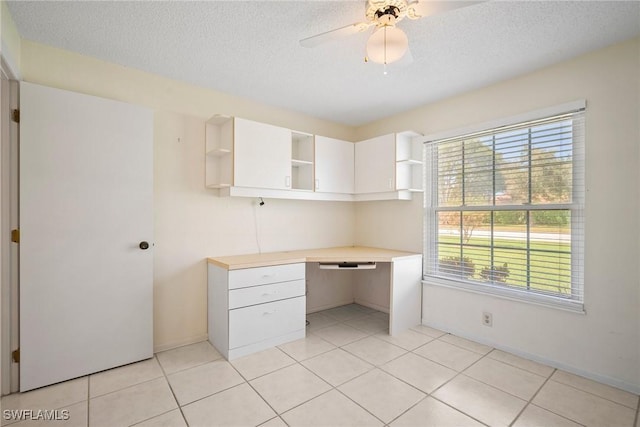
262, 273, 276, 278
263, 310, 276, 315
262, 291, 277, 296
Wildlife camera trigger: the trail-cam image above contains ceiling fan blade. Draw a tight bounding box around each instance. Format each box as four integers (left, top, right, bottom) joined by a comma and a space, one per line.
409, 1, 485, 19
300, 22, 373, 48
398, 47, 414, 67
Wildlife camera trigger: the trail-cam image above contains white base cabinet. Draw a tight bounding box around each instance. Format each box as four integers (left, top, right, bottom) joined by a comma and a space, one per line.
208, 263, 306, 360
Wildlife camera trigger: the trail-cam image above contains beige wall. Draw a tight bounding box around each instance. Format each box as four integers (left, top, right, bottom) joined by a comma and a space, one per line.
20, 41, 357, 352
354, 37, 640, 393
1, 1, 20, 77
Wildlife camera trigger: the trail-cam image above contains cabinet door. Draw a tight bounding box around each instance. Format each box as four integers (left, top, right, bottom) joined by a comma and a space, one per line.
355, 134, 396, 194
315, 136, 354, 194
228, 297, 305, 349
234, 118, 291, 190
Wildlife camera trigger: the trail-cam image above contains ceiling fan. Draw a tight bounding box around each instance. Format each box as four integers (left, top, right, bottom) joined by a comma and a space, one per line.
300, 0, 481, 70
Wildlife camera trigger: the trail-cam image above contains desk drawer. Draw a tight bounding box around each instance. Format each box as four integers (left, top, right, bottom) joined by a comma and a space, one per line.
229, 263, 305, 289
229, 280, 305, 309
229, 296, 305, 350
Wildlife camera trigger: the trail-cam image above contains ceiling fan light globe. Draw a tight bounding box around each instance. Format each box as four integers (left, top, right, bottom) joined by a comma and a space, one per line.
366, 26, 409, 65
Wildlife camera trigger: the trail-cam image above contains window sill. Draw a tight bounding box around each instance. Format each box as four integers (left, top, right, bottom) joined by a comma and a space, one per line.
422, 276, 585, 314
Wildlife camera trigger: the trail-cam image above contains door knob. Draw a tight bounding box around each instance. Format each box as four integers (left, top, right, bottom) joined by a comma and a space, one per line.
139, 241, 150, 250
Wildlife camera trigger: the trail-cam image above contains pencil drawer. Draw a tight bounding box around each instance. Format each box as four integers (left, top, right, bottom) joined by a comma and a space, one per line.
228, 263, 305, 289
228, 296, 305, 350
228, 279, 305, 309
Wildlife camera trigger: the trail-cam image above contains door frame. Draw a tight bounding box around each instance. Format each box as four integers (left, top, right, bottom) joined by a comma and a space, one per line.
1, 54, 20, 395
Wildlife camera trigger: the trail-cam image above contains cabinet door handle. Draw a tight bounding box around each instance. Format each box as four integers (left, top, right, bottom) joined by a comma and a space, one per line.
388, 178, 393, 189
315, 179, 320, 190
285, 175, 291, 188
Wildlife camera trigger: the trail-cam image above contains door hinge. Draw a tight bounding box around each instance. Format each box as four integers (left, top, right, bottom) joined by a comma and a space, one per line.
11, 109, 19, 123
11, 229, 19, 243
12, 348, 19, 363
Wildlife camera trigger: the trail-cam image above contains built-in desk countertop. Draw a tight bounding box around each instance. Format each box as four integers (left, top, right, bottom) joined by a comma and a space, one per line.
207, 246, 423, 360
207, 246, 421, 270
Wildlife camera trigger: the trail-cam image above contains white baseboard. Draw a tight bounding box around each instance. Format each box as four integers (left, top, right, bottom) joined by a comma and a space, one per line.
422, 320, 640, 395
153, 333, 209, 354
307, 299, 357, 314
354, 298, 389, 314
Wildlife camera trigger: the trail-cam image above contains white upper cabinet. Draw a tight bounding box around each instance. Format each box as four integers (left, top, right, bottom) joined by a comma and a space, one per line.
355, 134, 396, 194
205, 114, 420, 202
234, 118, 292, 190
315, 136, 354, 194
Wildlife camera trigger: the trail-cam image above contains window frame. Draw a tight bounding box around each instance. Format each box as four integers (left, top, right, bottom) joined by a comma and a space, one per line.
422, 101, 586, 313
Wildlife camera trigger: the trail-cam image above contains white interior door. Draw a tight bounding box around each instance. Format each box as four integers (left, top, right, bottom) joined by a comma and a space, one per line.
19, 82, 153, 391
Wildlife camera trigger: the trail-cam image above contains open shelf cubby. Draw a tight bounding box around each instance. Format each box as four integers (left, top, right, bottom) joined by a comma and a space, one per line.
205, 115, 234, 189
395, 131, 424, 192
291, 131, 314, 191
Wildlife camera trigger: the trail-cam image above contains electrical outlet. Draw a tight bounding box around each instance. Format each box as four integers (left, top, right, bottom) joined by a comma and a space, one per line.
482, 312, 493, 327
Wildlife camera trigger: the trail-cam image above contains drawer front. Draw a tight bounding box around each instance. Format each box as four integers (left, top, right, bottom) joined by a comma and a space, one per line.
229, 280, 305, 309
229, 263, 305, 289
229, 296, 305, 349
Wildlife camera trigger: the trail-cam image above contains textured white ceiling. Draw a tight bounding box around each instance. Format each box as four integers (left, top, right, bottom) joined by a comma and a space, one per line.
7, 1, 640, 126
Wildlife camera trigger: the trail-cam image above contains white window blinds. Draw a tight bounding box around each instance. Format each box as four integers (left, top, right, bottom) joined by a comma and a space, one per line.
424, 108, 585, 309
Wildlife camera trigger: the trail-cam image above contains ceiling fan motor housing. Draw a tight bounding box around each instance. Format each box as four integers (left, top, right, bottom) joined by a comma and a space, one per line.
366, 0, 409, 25
376, 6, 400, 26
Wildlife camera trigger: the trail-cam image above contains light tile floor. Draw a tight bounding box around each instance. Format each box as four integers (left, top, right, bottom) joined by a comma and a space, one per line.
2, 303, 639, 427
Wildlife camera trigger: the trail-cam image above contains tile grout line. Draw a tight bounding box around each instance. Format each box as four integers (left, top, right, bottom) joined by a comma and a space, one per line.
484, 349, 555, 377
317, 310, 459, 426
296, 308, 399, 425
548, 376, 640, 410
225, 349, 287, 422
407, 344, 495, 426
257, 415, 287, 427
507, 367, 556, 427
156, 352, 223, 377
508, 368, 589, 427
309, 308, 480, 425
87, 372, 165, 401
434, 333, 494, 356
471, 352, 633, 422
424, 344, 568, 415
127, 409, 182, 427
332, 386, 389, 425
277, 334, 337, 362
284, 347, 380, 418
385, 345, 492, 426
86, 375, 90, 427
230, 359, 298, 383
155, 354, 190, 427
410, 341, 481, 373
